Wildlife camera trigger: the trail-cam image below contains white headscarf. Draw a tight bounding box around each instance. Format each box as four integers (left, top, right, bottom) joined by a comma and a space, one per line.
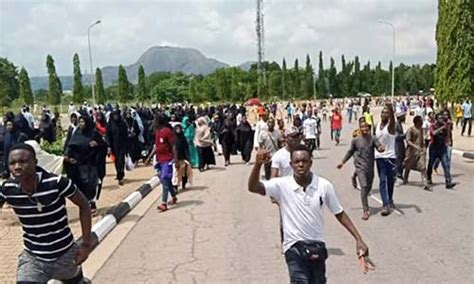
131, 108, 145, 143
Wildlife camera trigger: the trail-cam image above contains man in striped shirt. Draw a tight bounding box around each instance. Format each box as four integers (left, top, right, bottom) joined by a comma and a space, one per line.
0, 143, 92, 283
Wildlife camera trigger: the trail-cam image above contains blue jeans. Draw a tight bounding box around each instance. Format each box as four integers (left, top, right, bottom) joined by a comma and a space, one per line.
433, 146, 452, 170
155, 161, 176, 203
427, 146, 451, 183
376, 158, 396, 207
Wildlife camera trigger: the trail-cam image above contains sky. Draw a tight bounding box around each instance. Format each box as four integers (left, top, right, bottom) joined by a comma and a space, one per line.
0, 0, 438, 77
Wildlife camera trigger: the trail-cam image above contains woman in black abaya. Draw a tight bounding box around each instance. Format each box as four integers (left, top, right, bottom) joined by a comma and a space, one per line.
64, 115, 106, 214
106, 110, 128, 185
236, 115, 254, 164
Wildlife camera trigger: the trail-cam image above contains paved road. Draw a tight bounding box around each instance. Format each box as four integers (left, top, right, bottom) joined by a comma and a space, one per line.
0, 161, 154, 283
94, 118, 474, 283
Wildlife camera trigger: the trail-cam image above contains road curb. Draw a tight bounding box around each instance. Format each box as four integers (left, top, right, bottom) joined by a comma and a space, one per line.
452, 149, 474, 159
79, 176, 161, 250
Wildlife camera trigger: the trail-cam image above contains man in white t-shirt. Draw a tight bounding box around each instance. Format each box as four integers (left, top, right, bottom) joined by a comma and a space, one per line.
303, 109, 321, 153
248, 145, 373, 282
271, 126, 303, 178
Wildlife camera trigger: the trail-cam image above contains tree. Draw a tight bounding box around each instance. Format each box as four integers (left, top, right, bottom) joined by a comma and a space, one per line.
351, 56, 361, 95
95, 68, 106, 104
230, 69, 241, 101
46, 55, 61, 105
316, 51, 326, 97
117, 65, 131, 102
137, 65, 148, 101
19, 67, 34, 105
328, 57, 337, 96
293, 58, 301, 98
0, 58, 20, 107
72, 53, 84, 104
435, 0, 473, 103
304, 54, 314, 99
281, 58, 289, 99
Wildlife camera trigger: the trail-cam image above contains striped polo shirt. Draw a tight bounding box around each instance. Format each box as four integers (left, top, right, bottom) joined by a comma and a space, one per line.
0, 167, 77, 261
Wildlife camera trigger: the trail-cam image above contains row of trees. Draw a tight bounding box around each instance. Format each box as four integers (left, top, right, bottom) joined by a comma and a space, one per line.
435, 0, 473, 103
0, 50, 442, 107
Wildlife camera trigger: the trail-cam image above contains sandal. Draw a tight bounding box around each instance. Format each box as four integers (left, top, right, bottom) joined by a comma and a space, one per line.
361, 211, 369, 221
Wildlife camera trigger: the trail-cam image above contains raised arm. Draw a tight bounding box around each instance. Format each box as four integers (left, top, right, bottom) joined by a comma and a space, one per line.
386, 102, 396, 135
248, 150, 271, 195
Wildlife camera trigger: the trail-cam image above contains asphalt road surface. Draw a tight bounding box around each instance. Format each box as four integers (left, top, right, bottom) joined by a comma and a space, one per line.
94, 117, 474, 283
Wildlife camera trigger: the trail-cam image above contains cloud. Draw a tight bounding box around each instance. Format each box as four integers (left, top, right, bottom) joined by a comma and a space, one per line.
0, 0, 437, 76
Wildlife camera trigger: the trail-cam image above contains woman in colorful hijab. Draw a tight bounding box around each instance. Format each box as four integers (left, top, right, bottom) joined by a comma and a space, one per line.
182, 116, 200, 168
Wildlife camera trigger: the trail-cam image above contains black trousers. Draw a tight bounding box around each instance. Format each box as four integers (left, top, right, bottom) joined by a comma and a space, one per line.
285, 242, 327, 284
222, 141, 233, 162
114, 150, 125, 181
240, 139, 253, 163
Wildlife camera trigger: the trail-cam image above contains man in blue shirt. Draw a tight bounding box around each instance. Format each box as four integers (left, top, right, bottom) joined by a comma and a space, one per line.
461, 98, 472, 136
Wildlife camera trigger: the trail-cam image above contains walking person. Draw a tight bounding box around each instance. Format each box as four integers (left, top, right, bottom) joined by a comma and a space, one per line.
124, 111, 142, 164
219, 117, 236, 166
433, 110, 453, 176
182, 116, 200, 168
64, 115, 106, 215
395, 113, 406, 180
461, 98, 472, 136
362, 106, 374, 134
0, 143, 92, 283
271, 126, 303, 178
236, 115, 254, 165
454, 102, 463, 128
153, 114, 179, 212
403, 116, 429, 191
106, 110, 128, 186
258, 118, 282, 180
248, 146, 374, 283
94, 111, 108, 207
303, 109, 320, 154
3, 118, 28, 177
375, 102, 397, 216
331, 108, 343, 145
337, 119, 385, 220
426, 113, 457, 189
172, 124, 193, 192
195, 117, 216, 171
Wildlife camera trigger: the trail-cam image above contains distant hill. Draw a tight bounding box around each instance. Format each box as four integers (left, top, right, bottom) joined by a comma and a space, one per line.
238, 61, 257, 71
30, 46, 250, 91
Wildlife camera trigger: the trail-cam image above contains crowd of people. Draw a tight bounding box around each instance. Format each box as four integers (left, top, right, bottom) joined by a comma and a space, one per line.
0, 95, 469, 283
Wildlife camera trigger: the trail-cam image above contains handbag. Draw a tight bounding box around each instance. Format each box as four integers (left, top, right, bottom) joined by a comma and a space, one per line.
125, 154, 135, 171
295, 241, 328, 262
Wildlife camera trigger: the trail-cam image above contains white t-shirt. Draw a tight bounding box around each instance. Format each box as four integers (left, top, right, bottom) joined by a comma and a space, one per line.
263, 174, 343, 252
271, 147, 292, 177
375, 122, 396, 159
303, 117, 318, 139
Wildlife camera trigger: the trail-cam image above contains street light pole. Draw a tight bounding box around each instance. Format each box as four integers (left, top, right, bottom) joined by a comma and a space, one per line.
379, 19, 395, 102
88, 20, 101, 105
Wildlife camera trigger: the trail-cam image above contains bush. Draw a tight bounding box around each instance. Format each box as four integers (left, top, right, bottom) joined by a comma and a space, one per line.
41, 139, 64, 156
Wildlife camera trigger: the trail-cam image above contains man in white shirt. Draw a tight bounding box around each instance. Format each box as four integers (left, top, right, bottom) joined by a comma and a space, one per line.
271, 126, 303, 178
461, 98, 472, 136
258, 119, 282, 179
253, 114, 268, 151
21, 106, 35, 129
248, 145, 373, 282
303, 109, 321, 153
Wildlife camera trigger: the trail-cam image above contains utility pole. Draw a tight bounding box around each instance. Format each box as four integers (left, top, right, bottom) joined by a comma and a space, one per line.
256, 0, 266, 97
379, 19, 395, 102
88, 20, 101, 105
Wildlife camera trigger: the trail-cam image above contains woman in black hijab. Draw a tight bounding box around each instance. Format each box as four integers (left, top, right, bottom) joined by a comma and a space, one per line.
106, 110, 128, 185
39, 112, 56, 143
125, 110, 142, 164
64, 115, 106, 214
236, 115, 254, 164
173, 124, 192, 191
